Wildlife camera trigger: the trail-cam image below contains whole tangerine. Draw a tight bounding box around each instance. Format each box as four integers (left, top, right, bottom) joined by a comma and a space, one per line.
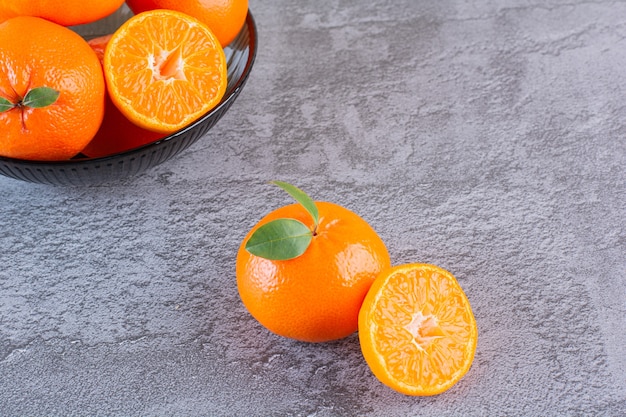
236, 182, 391, 343
125, 0, 249, 47
0, 0, 125, 26
0, 16, 105, 161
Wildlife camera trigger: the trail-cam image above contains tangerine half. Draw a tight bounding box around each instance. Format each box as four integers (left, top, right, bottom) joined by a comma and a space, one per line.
358, 263, 478, 395
103, 9, 227, 134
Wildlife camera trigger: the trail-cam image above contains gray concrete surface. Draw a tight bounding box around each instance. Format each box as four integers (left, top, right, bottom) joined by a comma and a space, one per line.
1, 0, 625, 415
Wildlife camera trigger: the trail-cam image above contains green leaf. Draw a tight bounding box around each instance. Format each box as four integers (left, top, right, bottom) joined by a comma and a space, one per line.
0, 97, 14, 113
245, 218, 313, 260
271, 180, 319, 228
22, 87, 60, 109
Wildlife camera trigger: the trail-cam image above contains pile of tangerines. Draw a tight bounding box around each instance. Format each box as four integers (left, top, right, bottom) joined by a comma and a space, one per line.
0, 0, 248, 160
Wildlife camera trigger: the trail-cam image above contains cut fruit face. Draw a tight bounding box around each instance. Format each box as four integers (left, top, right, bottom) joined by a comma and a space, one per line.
103, 9, 227, 134
358, 263, 478, 396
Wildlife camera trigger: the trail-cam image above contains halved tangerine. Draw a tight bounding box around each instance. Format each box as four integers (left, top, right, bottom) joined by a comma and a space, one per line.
358, 263, 478, 396
103, 9, 227, 134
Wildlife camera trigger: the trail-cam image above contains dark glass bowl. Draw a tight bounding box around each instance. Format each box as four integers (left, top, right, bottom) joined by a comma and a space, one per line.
0, 8, 257, 185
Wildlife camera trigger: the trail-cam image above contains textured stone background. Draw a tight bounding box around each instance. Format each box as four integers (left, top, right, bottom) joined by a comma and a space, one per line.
1, 0, 625, 415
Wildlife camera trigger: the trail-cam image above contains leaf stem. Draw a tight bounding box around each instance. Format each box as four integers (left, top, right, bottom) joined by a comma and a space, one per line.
270, 180, 319, 233
244, 181, 322, 261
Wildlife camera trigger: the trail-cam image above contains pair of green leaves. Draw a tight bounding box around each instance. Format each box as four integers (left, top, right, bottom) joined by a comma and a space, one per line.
245, 181, 320, 261
0, 86, 60, 113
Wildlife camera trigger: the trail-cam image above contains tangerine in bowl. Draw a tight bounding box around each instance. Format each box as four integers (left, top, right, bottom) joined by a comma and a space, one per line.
0, 4, 257, 185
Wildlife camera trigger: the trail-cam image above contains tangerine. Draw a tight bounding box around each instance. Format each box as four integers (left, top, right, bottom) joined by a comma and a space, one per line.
125, 0, 248, 47
358, 263, 478, 396
0, 0, 125, 26
237, 186, 391, 343
0, 16, 105, 161
103, 9, 228, 134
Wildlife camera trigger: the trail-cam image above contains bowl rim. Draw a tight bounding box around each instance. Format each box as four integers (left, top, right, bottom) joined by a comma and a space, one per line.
0, 11, 258, 169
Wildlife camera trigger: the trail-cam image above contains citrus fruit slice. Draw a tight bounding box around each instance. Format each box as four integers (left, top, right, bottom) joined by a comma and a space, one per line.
103, 9, 227, 134
358, 263, 478, 396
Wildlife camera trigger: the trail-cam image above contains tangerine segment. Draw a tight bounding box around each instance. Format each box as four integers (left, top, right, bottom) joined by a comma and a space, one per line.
103, 9, 227, 134
358, 263, 478, 396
